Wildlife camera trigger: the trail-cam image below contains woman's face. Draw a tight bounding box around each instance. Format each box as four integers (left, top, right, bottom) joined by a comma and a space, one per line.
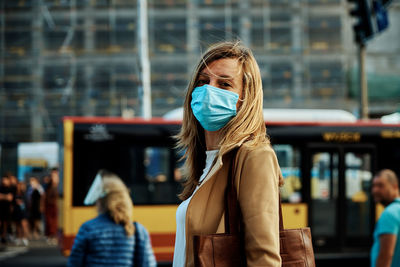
197, 58, 243, 108
30, 178, 38, 187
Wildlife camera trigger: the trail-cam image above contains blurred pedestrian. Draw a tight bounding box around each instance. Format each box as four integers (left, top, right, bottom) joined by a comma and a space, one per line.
28, 176, 44, 240
173, 41, 283, 266
44, 168, 59, 245
371, 169, 400, 267
0, 175, 13, 244
67, 170, 156, 267
14, 181, 29, 246
42, 175, 51, 192
9, 173, 18, 243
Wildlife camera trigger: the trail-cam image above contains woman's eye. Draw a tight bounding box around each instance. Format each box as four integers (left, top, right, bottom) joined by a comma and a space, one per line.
221, 82, 231, 88
197, 80, 208, 86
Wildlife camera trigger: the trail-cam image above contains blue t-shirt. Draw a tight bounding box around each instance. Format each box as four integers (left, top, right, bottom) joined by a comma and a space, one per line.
371, 198, 400, 267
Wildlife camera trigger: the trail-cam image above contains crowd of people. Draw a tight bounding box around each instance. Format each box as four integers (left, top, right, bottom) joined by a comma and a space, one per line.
0, 168, 59, 247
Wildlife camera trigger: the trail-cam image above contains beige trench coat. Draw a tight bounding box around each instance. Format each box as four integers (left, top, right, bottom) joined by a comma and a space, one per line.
184, 143, 283, 267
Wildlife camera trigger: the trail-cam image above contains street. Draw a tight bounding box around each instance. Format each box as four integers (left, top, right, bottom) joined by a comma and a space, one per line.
0, 239, 67, 267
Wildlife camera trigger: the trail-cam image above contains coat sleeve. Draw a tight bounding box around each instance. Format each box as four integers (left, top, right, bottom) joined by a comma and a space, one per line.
237, 146, 281, 267
67, 224, 89, 267
135, 222, 157, 267
143, 228, 157, 267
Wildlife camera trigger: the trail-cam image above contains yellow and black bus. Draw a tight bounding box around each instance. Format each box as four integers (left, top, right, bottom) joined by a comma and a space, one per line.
60, 113, 400, 266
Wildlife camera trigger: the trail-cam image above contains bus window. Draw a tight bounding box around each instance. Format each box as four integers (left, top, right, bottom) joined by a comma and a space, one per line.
72, 141, 181, 206
273, 144, 302, 203
345, 152, 372, 237
145, 147, 169, 183
173, 148, 185, 182
311, 152, 339, 238
128, 146, 181, 205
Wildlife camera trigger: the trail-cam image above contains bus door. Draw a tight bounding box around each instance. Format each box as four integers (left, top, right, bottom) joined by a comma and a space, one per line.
306, 144, 376, 252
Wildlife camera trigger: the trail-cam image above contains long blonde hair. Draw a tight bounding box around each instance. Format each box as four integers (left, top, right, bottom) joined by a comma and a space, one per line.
97, 171, 134, 236
176, 41, 269, 200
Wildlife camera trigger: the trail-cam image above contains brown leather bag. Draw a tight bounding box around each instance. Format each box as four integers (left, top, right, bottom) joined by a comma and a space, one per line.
194, 150, 316, 267
279, 198, 316, 267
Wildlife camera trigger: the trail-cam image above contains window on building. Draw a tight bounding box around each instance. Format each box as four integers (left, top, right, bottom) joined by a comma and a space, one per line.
43, 0, 87, 9
199, 17, 239, 48
149, 0, 186, 8
308, 16, 341, 51
113, 0, 136, 8
307, 0, 341, 4
151, 17, 186, 54
4, 31, 32, 57
309, 61, 344, 97
269, 0, 291, 6
151, 62, 187, 115
95, 18, 111, 51
43, 19, 84, 53
270, 62, 293, 96
198, 0, 229, 7
269, 28, 291, 51
4, 64, 32, 96
43, 65, 71, 93
268, 12, 291, 51
115, 18, 137, 51
94, 17, 136, 53
93, 66, 111, 98
4, 1, 32, 9
251, 15, 266, 50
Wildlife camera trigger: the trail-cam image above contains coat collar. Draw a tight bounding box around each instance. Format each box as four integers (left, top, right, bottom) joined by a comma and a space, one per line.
198, 144, 241, 188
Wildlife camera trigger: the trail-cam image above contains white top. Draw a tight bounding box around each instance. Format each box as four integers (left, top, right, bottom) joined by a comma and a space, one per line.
172, 150, 219, 267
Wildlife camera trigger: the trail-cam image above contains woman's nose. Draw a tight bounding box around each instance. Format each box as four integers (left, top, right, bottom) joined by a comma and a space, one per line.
209, 79, 218, 88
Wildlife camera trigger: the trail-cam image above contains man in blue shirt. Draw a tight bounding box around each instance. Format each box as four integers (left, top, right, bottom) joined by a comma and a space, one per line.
371, 169, 400, 267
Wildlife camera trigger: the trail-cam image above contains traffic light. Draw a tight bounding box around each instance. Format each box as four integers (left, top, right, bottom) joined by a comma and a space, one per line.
373, 0, 389, 32
381, 0, 393, 7
348, 0, 374, 44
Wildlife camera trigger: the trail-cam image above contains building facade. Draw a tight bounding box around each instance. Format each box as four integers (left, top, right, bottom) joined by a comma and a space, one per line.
1, 0, 399, 142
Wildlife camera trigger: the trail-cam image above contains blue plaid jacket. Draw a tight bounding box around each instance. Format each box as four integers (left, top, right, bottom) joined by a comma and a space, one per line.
67, 213, 156, 267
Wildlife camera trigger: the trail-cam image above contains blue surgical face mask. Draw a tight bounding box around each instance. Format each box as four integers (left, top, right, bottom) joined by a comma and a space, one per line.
191, 84, 239, 131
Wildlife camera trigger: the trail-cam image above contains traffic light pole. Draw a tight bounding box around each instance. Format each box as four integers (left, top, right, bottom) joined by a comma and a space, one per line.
359, 43, 369, 119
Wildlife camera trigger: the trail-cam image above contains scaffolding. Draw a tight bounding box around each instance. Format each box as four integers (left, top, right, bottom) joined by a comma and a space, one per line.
0, 0, 397, 142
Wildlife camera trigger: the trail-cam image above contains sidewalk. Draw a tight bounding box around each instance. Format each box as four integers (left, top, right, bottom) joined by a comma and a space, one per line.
0, 245, 29, 261
0, 238, 67, 266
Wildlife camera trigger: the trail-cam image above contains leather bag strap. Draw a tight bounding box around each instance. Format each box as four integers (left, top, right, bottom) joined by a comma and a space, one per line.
225, 149, 240, 234
279, 193, 284, 231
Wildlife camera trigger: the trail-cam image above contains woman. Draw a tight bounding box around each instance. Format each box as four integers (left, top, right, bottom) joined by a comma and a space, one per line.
44, 169, 59, 245
28, 176, 44, 240
14, 181, 30, 246
0, 175, 13, 244
173, 41, 284, 267
67, 170, 156, 267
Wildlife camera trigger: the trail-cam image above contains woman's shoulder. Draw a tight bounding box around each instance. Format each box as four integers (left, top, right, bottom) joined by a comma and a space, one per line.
236, 142, 284, 186
237, 142, 275, 158
81, 214, 113, 230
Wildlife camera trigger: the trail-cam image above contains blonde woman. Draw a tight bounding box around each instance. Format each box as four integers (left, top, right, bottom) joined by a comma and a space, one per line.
67, 170, 156, 267
173, 41, 284, 267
